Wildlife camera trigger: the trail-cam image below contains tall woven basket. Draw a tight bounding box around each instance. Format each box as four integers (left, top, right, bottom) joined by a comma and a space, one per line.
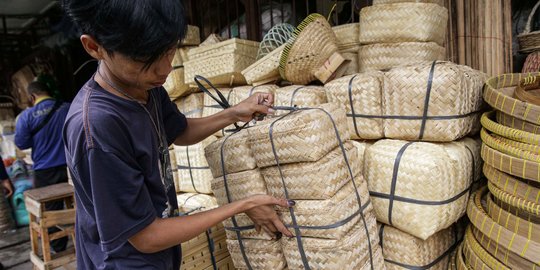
358, 42, 445, 72
518, 0, 540, 53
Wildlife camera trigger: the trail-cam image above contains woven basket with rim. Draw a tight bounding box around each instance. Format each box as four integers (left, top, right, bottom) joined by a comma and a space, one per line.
373, 0, 444, 5
163, 67, 193, 99
281, 209, 385, 270
261, 141, 360, 200
175, 136, 217, 194
379, 223, 460, 270
242, 44, 285, 85
174, 93, 204, 118
461, 226, 509, 270
211, 169, 267, 207
496, 110, 540, 134
481, 129, 540, 163
184, 39, 259, 86
247, 103, 350, 168
332, 23, 360, 49
523, 51, 540, 73
358, 42, 445, 72
182, 25, 201, 46
278, 177, 371, 240
229, 85, 277, 106
365, 138, 475, 240
325, 62, 486, 141
518, 0, 540, 53
481, 111, 540, 146
273, 85, 327, 116
176, 193, 218, 214
488, 181, 540, 216
467, 187, 540, 266
279, 14, 344, 85
359, 3, 448, 45
483, 164, 540, 205
342, 51, 359, 75
226, 239, 287, 270
483, 72, 540, 125
204, 128, 256, 178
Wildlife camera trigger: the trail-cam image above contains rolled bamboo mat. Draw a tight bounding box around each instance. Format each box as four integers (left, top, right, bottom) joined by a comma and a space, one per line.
174, 93, 204, 118
379, 223, 460, 270
261, 142, 360, 200
467, 187, 540, 265
496, 111, 540, 135
273, 85, 327, 116
247, 103, 350, 168
358, 42, 445, 72
481, 143, 540, 182
365, 138, 476, 240
204, 128, 256, 178
175, 136, 217, 194
483, 164, 540, 205
443, 0, 513, 76
226, 238, 287, 270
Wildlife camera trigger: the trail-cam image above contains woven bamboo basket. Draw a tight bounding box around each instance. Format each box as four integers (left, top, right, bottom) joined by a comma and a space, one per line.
223, 213, 274, 241
342, 51, 359, 75
462, 226, 508, 270
481, 143, 540, 182
496, 111, 540, 134
332, 23, 360, 49
279, 14, 347, 85
517, 1, 540, 53
261, 141, 360, 200
175, 136, 217, 194
278, 178, 370, 239
175, 93, 204, 118
247, 103, 350, 168
229, 85, 277, 106
182, 25, 201, 46
281, 209, 385, 270
373, 0, 444, 5
273, 85, 327, 116
365, 139, 474, 240
481, 111, 540, 146
483, 164, 540, 205
379, 224, 459, 270
359, 3, 448, 45
182, 233, 231, 270
202, 88, 232, 117
453, 244, 469, 270
211, 169, 267, 207
176, 193, 218, 214
488, 181, 540, 216
172, 47, 193, 67
205, 128, 256, 178
358, 42, 445, 72
182, 224, 225, 259
495, 197, 540, 223
352, 140, 374, 166
523, 51, 540, 73
226, 239, 287, 270
203, 256, 234, 270
483, 72, 540, 125
242, 44, 285, 85
200, 34, 225, 47
481, 129, 540, 163
325, 62, 486, 141
184, 39, 259, 86
467, 187, 540, 264
163, 67, 193, 99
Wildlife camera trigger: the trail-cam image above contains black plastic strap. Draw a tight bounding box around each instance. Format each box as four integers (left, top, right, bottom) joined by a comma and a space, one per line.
205, 229, 218, 270
30, 99, 62, 136
418, 61, 438, 140
347, 75, 361, 138
387, 142, 414, 225
194, 75, 232, 109
379, 224, 385, 249
172, 65, 184, 69
185, 146, 200, 193
178, 165, 209, 170
286, 200, 371, 230
290, 86, 305, 106
371, 187, 471, 206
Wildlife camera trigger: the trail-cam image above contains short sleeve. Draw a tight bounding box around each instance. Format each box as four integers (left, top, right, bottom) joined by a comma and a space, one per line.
82, 147, 156, 253
158, 88, 187, 145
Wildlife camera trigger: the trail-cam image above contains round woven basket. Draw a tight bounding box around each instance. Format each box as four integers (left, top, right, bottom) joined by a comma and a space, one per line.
175, 136, 217, 194
380, 223, 460, 270
229, 85, 277, 106
242, 44, 285, 85
496, 110, 540, 134
480, 129, 540, 162
262, 141, 360, 200
280, 209, 384, 270
365, 139, 475, 240
373, 0, 444, 5
257, 23, 295, 59
483, 72, 540, 125
279, 14, 342, 85
247, 103, 350, 168
211, 169, 267, 207
467, 187, 540, 264
176, 193, 218, 214
174, 93, 204, 118
226, 239, 287, 270
342, 51, 359, 75
483, 164, 540, 205
481, 142, 540, 182
359, 3, 448, 45
358, 42, 445, 72
273, 85, 327, 116
517, 1, 540, 53
481, 111, 540, 146
204, 128, 256, 178
462, 226, 508, 270
454, 244, 470, 270
523, 51, 540, 73
488, 181, 540, 216
332, 23, 360, 49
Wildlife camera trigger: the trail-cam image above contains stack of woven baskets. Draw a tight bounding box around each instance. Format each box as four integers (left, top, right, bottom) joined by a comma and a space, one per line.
453, 72, 540, 269
333, 23, 360, 76
358, 1, 447, 72
519, 1, 540, 73
205, 103, 385, 269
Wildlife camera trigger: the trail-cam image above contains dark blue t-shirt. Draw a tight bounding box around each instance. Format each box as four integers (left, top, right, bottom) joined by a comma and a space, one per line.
63, 78, 187, 269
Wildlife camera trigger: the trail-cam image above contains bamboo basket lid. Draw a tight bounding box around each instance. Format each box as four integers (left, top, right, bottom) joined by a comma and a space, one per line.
481, 111, 540, 145
483, 164, 540, 205
483, 72, 540, 125
359, 3, 448, 45
358, 42, 445, 72
365, 138, 475, 240
204, 128, 256, 178
462, 226, 506, 270
273, 85, 327, 116
174, 93, 204, 118
176, 193, 218, 214
481, 143, 540, 182
226, 239, 287, 270
481, 129, 540, 163
467, 187, 540, 264
379, 223, 460, 270
373, 0, 444, 5
261, 141, 360, 200
247, 103, 350, 168
211, 169, 267, 207
496, 110, 540, 135
242, 44, 285, 85
229, 85, 277, 106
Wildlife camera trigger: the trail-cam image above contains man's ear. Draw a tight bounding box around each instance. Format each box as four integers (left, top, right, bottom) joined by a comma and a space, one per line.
80, 35, 105, 60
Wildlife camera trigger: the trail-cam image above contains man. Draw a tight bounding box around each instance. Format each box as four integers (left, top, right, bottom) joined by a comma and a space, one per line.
0, 155, 13, 198
14, 81, 70, 252
62, 1, 293, 269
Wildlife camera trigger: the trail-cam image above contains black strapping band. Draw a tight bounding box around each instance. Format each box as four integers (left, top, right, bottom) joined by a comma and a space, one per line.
347, 75, 361, 138
418, 61, 437, 140
290, 86, 306, 107
387, 142, 414, 225
205, 229, 218, 270
178, 165, 210, 170
370, 186, 471, 206
379, 224, 385, 249
185, 146, 200, 193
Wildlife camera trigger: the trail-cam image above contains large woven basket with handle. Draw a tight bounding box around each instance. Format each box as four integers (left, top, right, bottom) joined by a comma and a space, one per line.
358, 42, 445, 72
517, 0, 540, 53
359, 3, 448, 45
365, 138, 477, 240
226, 239, 287, 270
273, 85, 327, 116
174, 136, 217, 194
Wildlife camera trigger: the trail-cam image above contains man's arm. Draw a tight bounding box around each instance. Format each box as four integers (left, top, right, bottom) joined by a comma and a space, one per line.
14, 112, 33, 150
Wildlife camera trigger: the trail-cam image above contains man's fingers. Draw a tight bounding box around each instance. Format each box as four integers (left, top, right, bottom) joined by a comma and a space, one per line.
273, 218, 293, 238
255, 224, 262, 233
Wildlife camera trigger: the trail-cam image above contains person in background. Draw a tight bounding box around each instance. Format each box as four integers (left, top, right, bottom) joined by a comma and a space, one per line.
14, 81, 70, 252
0, 154, 14, 198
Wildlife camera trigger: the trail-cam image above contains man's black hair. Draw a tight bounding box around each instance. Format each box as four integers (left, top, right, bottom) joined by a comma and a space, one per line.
27, 81, 51, 96
62, 0, 187, 69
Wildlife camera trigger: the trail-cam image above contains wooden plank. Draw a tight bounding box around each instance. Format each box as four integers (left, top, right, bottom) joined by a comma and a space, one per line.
41, 209, 75, 227
0, 241, 32, 268
0, 227, 30, 249
24, 183, 73, 203
25, 197, 42, 217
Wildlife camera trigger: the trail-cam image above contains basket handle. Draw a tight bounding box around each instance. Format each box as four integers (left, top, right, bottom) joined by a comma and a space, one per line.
523, 0, 540, 35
